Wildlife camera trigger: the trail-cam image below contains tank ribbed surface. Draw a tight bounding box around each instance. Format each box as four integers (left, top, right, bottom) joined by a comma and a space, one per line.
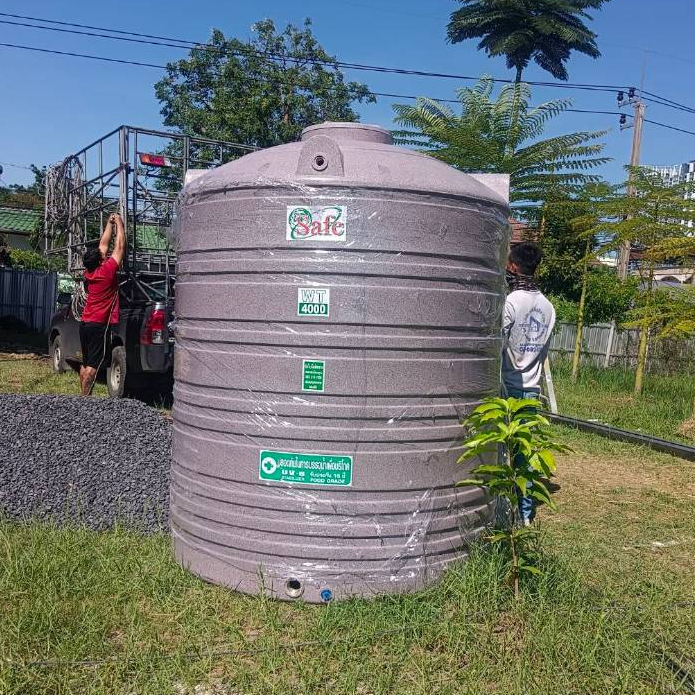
171, 122, 510, 603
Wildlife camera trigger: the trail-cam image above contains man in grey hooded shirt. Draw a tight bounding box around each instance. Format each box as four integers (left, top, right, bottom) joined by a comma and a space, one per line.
501, 241, 556, 524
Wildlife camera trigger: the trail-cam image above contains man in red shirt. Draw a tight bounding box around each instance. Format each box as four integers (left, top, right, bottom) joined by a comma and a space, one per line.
79, 213, 126, 395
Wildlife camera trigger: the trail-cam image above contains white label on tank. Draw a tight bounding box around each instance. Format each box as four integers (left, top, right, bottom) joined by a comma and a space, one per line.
297, 287, 330, 317
286, 205, 347, 241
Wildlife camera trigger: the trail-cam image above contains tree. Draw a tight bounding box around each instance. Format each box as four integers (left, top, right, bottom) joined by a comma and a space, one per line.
155, 19, 374, 148
566, 182, 613, 381
631, 234, 695, 422
588, 167, 695, 395
0, 165, 46, 252
392, 78, 608, 209
458, 397, 571, 598
0, 165, 45, 210
446, 0, 608, 83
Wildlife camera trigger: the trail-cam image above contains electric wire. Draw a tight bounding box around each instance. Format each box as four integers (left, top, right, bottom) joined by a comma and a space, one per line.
0, 41, 631, 119
0, 161, 36, 171
2, 19, 695, 144
644, 119, 695, 137
4, 13, 695, 121
0, 13, 631, 93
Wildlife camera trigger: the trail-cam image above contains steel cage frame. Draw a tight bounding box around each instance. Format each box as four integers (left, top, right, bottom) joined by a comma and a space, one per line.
45, 125, 256, 303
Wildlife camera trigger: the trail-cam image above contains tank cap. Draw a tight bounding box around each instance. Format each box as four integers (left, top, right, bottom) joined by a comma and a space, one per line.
301, 122, 393, 145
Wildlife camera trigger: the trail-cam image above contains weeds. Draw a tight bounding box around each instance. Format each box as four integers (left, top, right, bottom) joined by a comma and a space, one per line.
550, 357, 695, 442
2, 429, 695, 695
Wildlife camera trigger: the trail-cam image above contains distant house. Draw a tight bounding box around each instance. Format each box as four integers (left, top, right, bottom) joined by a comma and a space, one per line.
0, 207, 42, 251
510, 218, 536, 245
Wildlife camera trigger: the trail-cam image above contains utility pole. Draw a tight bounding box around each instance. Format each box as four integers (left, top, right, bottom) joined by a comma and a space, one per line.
617, 90, 646, 280
603, 88, 646, 367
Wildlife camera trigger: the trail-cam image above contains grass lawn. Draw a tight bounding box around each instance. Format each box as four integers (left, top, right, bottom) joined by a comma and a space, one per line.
2, 428, 694, 695
0, 355, 107, 397
550, 357, 695, 444
0, 326, 107, 397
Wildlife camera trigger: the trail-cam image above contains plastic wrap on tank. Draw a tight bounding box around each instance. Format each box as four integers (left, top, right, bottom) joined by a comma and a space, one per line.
170, 122, 510, 603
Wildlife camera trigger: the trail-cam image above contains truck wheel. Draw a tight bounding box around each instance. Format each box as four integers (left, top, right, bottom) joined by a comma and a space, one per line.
50, 334, 67, 374
107, 346, 128, 398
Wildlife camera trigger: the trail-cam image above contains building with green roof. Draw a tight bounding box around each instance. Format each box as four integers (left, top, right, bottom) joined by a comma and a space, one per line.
0, 207, 42, 251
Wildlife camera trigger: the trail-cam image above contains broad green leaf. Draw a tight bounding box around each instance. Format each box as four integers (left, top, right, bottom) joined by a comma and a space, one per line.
519, 563, 542, 575
487, 531, 509, 543
510, 398, 541, 413
477, 409, 506, 423
471, 464, 511, 476
471, 401, 507, 414
456, 478, 485, 487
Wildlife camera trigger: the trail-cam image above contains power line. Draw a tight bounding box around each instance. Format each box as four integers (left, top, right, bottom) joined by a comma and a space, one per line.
0, 41, 165, 69
0, 161, 36, 171
644, 119, 695, 137
0, 41, 631, 122
5, 11, 695, 119
0, 12, 630, 94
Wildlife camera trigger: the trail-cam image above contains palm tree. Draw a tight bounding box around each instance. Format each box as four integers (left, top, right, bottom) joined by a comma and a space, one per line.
447, 0, 608, 83
392, 77, 608, 207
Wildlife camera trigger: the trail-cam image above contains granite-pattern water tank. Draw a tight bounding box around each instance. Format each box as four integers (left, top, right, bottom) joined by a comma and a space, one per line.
171, 122, 510, 603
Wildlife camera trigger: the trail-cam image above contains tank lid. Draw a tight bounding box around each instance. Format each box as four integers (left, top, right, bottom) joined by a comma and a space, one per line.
301, 122, 393, 145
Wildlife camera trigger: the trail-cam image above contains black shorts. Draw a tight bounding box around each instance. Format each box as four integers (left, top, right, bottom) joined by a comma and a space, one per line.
79, 322, 111, 369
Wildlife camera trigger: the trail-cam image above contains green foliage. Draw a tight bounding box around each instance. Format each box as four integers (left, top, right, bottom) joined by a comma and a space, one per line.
584, 267, 638, 323
446, 0, 608, 82
547, 271, 638, 325
547, 294, 578, 322
6, 248, 64, 272
628, 286, 695, 337
155, 19, 374, 148
459, 397, 571, 596
592, 167, 695, 258
586, 167, 695, 393
392, 78, 608, 207
635, 226, 695, 343
536, 186, 638, 324
537, 196, 592, 298
0, 164, 45, 209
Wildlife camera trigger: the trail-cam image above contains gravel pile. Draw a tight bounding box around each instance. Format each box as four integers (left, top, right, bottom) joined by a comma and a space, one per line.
0, 394, 172, 533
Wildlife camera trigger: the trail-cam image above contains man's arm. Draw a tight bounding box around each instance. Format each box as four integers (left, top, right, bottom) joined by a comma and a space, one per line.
502, 297, 515, 343
97, 215, 116, 257
110, 213, 126, 267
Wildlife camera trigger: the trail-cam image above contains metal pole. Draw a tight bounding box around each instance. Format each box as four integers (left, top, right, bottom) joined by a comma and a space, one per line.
542, 357, 558, 414
132, 129, 138, 279
603, 320, 615, 368
617, 100, 645, 280
183, 135, 190, 177
99, 138, 104, 234
608, 96, 646, 366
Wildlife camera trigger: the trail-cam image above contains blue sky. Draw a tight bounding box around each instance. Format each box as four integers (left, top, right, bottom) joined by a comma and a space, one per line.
1, 0, 695, 188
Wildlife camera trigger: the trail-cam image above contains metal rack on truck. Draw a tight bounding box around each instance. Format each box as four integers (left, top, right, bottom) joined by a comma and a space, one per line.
44, 125, 254, 397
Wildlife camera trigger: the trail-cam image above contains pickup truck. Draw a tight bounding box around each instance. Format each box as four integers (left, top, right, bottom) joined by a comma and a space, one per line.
48, 288, 174, 397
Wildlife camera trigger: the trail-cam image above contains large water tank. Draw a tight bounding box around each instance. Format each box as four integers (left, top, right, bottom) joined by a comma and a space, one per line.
171, 122, 510, 603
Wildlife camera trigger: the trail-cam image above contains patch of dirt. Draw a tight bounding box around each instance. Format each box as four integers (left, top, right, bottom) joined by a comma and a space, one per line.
557, 449, 695, 498
0, 351, 44, 361
677, 416, 695, 441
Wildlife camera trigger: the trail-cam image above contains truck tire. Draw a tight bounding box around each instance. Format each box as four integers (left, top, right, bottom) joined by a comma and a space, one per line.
107, 346, 128, 398
50, 334, 67, 374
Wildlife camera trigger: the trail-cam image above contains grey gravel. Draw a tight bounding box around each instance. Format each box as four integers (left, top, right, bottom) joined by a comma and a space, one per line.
0, 394, 171, 533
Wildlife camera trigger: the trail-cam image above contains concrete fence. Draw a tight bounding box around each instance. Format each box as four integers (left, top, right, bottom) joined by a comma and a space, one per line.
0, 267, 57, 334
549, 321, 695, 374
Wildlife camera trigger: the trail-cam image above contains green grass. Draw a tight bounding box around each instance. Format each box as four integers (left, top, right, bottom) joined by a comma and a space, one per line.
550, 357, 695, 443
2, 428, 695, 695
0, 357, 107, 397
